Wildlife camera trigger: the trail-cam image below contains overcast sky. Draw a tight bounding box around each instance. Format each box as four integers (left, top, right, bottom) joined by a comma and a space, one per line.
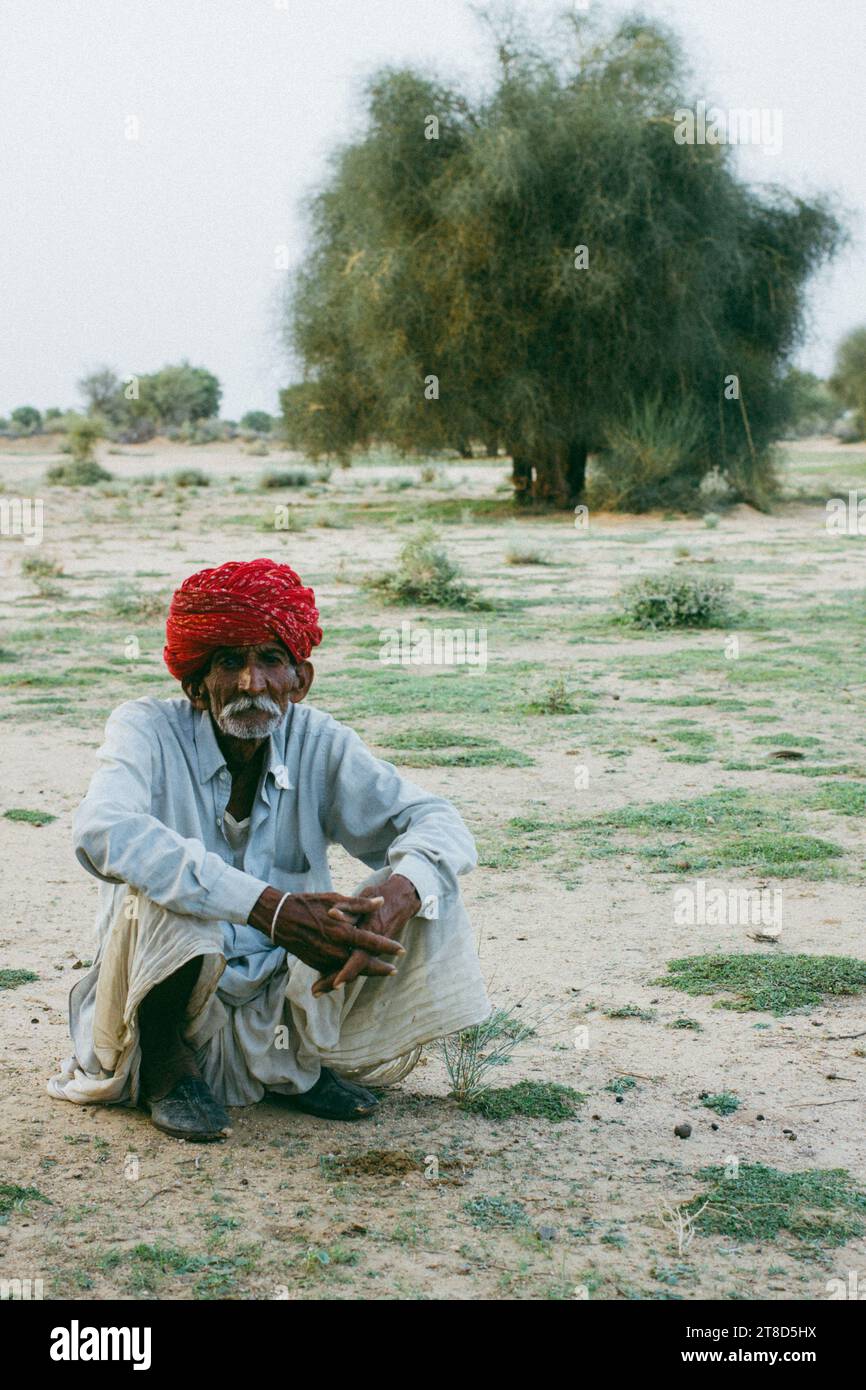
1, 0, 862, 420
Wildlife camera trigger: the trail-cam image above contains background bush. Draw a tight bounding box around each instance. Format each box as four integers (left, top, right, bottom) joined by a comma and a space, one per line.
619, 571, 734, 629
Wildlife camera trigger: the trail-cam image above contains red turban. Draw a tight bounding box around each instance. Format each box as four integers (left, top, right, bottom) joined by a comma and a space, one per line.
163, 558, 322, 681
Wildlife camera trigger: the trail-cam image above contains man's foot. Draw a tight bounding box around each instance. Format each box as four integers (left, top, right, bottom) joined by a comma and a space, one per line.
278, 1068, 379, 1121
144, 1075, 232, 1142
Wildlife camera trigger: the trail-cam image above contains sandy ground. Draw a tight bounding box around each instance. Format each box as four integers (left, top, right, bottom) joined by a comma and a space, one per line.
1, 435, 865, 1300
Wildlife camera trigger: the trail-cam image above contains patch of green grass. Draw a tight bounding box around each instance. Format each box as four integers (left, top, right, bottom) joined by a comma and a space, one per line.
701, 1091, 741, 1116
583, 790, 844, 878
380, 728, 533, 767
315, 662, 536, 720
654, 953, 866, 1015
0, 1183, 51, 1217
96, 1240, 260, 1297
463, 1080, 585, 1122
686, 1163, 866, 1250
805, 782, 866, 816
605, 1076, 638, 1094
752, 733, 822, 748
667, 1017, 703, 1031
0, 969, 39, 990
594, 788, 775, 833
464, 1195, 530, 1230
710, 832, 843, 872
604, 1004, 656, 1021
664, 727, 716, 747
298, 1244, 360, 1275
3, 807, 56, 826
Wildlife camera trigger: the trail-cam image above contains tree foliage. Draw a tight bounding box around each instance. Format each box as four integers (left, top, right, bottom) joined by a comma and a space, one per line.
10, 405, 42, 434
78, 360, 222, 437
284, 10, 843, 508
829, 326, 866, 437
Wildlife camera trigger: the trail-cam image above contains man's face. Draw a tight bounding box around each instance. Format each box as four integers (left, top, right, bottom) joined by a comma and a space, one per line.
186, 641, 313, 741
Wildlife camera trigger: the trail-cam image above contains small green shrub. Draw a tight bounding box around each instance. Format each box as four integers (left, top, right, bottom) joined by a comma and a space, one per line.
701, 1091, 741, 1116
172, 468, 210, 488
103, 582, 166, 620
619, 571, 733, 629
439, 1005, 537, 1102
605, 1075, 638, 1094
505, 544, 550, 565
46, 459, 112, 486
66, 415, 102, 463
21, 556, 63, 580
365, 527, 487, 608
526, 676, 575, 714
260, 469, 311, 489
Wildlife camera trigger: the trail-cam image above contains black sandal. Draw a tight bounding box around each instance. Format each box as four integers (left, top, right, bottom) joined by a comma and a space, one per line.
280, 1068, 379, 1121
145, 1076, 232, 1142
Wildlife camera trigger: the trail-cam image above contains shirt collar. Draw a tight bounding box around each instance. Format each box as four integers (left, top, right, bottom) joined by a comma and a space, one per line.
194, 706, 295, 789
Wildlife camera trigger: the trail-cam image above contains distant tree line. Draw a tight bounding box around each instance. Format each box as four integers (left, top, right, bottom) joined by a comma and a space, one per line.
1, 361, 274, 444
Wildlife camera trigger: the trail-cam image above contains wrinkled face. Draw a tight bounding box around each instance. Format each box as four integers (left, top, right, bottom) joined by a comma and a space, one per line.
184, 641, 313, 741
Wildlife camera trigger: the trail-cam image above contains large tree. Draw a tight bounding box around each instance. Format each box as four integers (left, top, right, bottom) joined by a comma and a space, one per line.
283, 11, 843, 508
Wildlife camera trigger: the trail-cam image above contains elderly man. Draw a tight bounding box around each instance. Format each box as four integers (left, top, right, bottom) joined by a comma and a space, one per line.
49, 558, 489, 1140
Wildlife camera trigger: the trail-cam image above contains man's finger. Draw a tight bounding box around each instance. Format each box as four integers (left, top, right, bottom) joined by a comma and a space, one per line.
311, 972, 339, 997
314, 955, 398, 996
327, 896, 384, 917
346, 925, 405, 955
334, 956, 396, 988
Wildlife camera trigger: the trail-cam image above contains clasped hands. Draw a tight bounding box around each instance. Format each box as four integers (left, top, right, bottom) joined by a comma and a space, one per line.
248, 874, 421, 998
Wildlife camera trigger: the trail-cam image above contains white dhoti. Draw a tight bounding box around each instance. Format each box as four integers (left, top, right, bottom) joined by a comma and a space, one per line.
47, 867, 490, 1108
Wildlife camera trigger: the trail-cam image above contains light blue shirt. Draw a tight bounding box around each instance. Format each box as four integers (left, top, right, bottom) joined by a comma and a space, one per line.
73, 697, 477, 1001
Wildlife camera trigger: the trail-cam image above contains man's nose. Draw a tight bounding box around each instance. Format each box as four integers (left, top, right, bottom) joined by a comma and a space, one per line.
238, 662, 267, 693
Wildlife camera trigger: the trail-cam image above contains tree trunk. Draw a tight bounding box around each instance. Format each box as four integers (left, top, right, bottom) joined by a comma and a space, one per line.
509, 443, 588, 508
511, 452, 533, 504
564, 442, 588, 504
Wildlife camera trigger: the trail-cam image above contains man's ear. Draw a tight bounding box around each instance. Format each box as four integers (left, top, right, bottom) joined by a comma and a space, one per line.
182, 673, 210, 711
288, 660, 315, 704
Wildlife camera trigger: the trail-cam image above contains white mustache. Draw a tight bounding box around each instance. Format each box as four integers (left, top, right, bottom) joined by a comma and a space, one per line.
222, 695, 282, 719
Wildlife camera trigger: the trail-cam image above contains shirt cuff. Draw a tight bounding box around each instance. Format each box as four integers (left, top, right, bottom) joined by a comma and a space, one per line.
210, 863, 271, 925
387, 853, 441, 920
